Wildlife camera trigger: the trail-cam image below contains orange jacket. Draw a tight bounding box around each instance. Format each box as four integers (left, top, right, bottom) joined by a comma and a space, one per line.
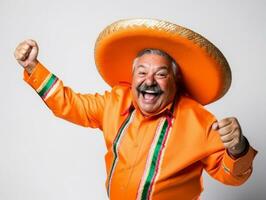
23, 62, 257, 200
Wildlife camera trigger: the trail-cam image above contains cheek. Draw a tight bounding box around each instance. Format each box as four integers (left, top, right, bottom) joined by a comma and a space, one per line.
158, 79, 176, 96
132, 76, 144, 88
157, 80, 169, 92
131, 76, 138, 88
132, 77, 142, 97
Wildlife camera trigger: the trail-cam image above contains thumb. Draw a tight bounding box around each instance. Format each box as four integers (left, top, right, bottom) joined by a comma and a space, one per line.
27, 45, 38, 61
212, 121, 219, 130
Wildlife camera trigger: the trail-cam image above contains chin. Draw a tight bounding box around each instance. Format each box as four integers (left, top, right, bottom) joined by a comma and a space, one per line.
139, 104, 160, 115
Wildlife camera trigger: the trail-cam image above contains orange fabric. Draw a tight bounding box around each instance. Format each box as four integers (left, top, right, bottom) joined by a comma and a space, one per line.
23, 62, 257, 200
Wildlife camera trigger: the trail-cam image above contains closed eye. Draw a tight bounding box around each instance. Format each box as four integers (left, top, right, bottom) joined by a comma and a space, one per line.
156, 72, 168, 79
138, 71, 147, 77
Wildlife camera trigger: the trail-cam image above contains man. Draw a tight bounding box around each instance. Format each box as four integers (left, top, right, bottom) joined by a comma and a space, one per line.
14, 19, 257, 200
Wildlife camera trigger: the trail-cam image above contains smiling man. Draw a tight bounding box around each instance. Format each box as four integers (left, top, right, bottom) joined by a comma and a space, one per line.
15, 19, 257, 200
132, 49, 178, 115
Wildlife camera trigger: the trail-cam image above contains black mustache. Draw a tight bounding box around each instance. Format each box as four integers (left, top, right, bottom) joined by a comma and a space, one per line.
137, 83, 163, 94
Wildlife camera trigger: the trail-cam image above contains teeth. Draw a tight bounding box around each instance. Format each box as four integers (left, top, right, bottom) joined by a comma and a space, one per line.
144, 90, 157, 94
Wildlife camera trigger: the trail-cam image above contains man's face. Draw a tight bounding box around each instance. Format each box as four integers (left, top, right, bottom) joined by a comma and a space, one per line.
132, 53, 177, 115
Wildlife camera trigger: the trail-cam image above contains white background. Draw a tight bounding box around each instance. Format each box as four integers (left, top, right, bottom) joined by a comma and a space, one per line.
0, 0, 265, 199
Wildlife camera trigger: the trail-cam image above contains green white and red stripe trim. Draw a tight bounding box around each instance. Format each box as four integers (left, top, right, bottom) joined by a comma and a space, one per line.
36, 73, 59, 100
107, 110, 135, 197
222, 161, 230, 174
136, 116, 174, 200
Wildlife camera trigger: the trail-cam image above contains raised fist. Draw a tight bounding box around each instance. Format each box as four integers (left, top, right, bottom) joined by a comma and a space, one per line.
14, 39, 39, 74
212, 117, 247, 157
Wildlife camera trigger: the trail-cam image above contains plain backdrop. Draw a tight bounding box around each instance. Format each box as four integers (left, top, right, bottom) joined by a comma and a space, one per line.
0, 0, 265, 199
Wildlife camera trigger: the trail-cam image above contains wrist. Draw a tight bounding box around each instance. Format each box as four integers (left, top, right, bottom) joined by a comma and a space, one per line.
24, 59, 38, 75
228, 136, 249, 159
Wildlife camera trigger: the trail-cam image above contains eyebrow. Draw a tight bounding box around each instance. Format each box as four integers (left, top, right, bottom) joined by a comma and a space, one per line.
135, 65, 170, 71
135, 65, 146, 69
156, 66, 169, 71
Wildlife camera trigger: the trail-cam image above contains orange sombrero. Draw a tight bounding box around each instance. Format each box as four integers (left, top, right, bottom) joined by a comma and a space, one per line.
94, 18, 231, 105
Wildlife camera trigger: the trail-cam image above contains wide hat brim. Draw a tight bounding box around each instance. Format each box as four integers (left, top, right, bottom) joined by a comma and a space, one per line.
94, 18, 231, 105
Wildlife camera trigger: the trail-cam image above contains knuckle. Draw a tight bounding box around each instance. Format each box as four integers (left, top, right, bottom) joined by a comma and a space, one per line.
218, 130, 224, 136
232, 123, 237, 129
220, 136, 226, 142
233, 117, 240, 125
22, 44, 29, 49
15, 46, 21, 52
232, 131, 238, 138
20, 49, 26, 54
19, 53, 25, 59
20, 41, 27, 47
231, 117, 236, 122
228, 142, 234, 149
24, 44, 30, 50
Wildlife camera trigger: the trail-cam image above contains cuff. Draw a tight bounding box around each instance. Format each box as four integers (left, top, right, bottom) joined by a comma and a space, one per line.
23, 62, 51, 90
223, 145, 258, 176
23, 62, 60, 100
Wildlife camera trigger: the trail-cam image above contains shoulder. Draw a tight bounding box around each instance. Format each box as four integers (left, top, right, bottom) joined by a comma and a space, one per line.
110, 83, 131, 98
103, 84, 132, 108
176, 95, 216, 126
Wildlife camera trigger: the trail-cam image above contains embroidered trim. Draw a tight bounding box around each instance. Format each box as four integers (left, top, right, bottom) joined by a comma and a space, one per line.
222, 161, 230, 174
37, 73, 59, 100
137, 117, 173, 200
107, 110, 135, 197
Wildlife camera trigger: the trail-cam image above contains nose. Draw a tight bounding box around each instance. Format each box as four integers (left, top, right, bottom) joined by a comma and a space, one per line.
145, 73, 156, 86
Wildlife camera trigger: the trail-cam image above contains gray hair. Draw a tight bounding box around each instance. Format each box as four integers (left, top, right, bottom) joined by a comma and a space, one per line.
132, 49, 180, 77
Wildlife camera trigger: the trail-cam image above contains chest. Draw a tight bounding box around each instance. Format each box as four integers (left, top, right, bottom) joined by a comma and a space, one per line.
103, 111, 207, 170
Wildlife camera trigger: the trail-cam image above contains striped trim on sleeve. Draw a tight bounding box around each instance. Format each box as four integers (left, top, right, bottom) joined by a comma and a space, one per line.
36, 73, 60, 100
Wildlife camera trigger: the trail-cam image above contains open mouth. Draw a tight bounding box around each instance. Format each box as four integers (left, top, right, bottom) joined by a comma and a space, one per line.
140, 90, 162, 102
136, 83, 163, 103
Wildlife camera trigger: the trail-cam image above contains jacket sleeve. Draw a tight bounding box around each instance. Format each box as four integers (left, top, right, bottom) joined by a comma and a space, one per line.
23, 62, 109, 129
201, 121, 258, 186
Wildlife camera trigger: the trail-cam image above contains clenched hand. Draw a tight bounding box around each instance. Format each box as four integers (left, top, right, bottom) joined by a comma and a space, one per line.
212, 117, 247, 158
14, 39, 39, 74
